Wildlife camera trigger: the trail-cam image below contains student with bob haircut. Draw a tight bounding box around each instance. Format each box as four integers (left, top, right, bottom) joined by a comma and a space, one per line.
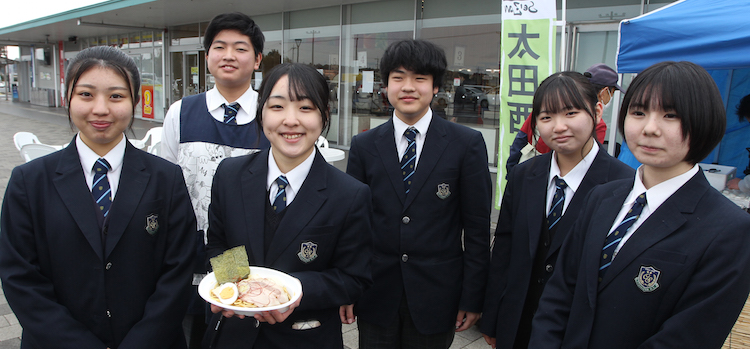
160, 12, 270, 346
203, 63, 373, 349
344, 39, 491, 349
481, 71, 632, 349
530, 61, 750, 348
0, 45, 197, 349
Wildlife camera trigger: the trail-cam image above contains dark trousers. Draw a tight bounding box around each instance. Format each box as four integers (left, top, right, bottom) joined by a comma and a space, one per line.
358, 294, 454, 349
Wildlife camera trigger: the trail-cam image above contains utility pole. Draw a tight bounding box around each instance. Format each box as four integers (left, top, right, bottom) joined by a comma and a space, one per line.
306, 30, 319, 65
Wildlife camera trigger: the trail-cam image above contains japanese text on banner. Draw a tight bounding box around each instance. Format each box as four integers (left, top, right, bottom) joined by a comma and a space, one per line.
496, 0, 556, 208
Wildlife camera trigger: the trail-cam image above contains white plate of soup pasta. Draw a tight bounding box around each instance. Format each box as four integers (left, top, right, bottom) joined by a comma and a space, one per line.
198, 266, 302, 316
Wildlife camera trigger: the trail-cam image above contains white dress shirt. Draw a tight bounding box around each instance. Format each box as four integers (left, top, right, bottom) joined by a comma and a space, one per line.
266, 149, 316, 207
545, 142, 599, 215
609, 164, 700, 259
393, 109, 433, 169
76, 133, 126, 200
161, 87, 259, 164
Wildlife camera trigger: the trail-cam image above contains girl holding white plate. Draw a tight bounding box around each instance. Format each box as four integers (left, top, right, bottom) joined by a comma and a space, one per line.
203, 63, 373, 349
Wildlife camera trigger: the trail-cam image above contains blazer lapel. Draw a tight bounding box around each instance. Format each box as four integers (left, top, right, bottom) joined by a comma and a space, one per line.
104, 143, 150, 259
53, 141, 104, 260
374, 119, 406, 205
403, 116, 449, 210
265, 151, 328, 266
583, 183, 632, 302
598, 174, 706, 289
525, 155, 551, 257
241, 150, 270, 265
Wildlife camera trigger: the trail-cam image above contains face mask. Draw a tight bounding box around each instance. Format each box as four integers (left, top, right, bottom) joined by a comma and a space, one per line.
601, 88, 614, 113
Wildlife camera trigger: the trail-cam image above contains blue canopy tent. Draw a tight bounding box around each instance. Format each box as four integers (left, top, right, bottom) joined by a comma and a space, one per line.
615, 0, 750, 175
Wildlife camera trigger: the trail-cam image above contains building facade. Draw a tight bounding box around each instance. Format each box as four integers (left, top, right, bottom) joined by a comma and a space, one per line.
2, 0, 674, 165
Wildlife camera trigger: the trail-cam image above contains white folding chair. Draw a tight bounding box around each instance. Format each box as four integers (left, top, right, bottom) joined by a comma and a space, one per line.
129, 127, 163, 150
20, 144, 57, 162
13, 132, 41, 151
316, 135, 329, 149
148, 141, 162, 156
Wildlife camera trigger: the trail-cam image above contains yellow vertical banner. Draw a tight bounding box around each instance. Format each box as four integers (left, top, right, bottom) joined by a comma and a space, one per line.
496, 0, 556, 208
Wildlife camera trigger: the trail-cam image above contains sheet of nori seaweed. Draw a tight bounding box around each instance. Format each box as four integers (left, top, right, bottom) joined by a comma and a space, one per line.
210, 245, 250, 284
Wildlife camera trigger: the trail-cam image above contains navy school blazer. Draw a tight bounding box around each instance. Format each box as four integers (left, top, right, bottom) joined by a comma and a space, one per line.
0, 137, 197, 349
204, 148, 373, 349
346, 115, 492, 334
530, 172, 750, 348
481, 146, 633, 348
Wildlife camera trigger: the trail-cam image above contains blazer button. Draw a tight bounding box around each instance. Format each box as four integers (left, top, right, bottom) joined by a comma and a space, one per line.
537, 278, 544, 284
543, 241, 550, 247
105, 262, 112, 270
545, 264, 553, 273
402, 216, 410, 224
401, 254, 408, 262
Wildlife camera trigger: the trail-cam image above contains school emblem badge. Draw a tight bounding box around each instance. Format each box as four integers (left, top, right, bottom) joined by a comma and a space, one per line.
634, 265, 660, 292
145, 214, 159, 235
436, 183, 451, 199
297, 241, 318, 263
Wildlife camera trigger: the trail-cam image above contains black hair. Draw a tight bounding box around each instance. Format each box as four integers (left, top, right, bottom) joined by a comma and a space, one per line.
617, 61, 726, 165
203, 12, 264, 58
530, 71, 599, 142
256, 63, 331, 136
379, 39, 446, 88
65, 46, 140, 132
738, 94, 750, 122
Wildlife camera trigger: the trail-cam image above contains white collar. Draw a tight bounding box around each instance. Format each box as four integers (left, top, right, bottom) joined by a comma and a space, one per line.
266, 149, 316, 193
76, 133, 126, 174
548, 142, 600, 193
393, 109, 433, 139
205, 87, 258, 117
627, 163, 700, 209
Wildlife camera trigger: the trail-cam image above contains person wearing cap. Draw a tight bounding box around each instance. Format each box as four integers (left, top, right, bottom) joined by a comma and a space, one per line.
505, 63, 622, 175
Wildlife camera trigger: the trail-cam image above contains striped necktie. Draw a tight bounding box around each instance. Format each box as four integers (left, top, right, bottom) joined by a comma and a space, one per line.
273, 176, 289, 213
546, 176, 567, 232
401, 127, 418, 194
92, 158, 112, 218
222, 102, 240, 124
599, 193, 647, 280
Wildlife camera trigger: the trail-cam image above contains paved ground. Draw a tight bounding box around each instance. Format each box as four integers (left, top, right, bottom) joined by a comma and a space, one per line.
0, 97, 492, 348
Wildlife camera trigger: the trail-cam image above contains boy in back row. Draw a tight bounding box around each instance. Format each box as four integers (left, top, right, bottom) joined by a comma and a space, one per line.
160, 12, 270, 347
343, 39, 492, 348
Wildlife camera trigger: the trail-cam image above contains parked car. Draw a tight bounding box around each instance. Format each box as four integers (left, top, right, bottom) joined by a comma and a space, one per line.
455, 86, 489, 109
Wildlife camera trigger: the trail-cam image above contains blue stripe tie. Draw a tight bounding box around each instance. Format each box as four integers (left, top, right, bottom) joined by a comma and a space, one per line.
92, 158, 112, 218
273, 175, 289, 213
400, 127, 418, 194
546, 177, 567, 231
222, 102, 240, 125
599, 193, 647, 281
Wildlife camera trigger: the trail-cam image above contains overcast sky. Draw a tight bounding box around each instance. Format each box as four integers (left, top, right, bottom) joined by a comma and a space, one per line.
2, 0, 105, 58
1, 0, 104, 28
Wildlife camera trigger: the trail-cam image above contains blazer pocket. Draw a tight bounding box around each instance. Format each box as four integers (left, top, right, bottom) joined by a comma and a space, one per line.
138, 199, 164, 237
429, 170, 459, 202
299, 225, 336, 237
639, 248, 688, 265
431, 169, 459, 180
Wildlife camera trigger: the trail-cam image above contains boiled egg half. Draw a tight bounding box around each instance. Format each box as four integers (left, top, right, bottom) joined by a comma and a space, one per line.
212, 282, 239, 305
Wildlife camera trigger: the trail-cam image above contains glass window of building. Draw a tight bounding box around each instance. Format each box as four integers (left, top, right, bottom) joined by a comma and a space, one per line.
282, 6, 342, 143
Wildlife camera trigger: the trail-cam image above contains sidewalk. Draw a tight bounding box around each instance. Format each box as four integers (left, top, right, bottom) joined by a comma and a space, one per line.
0, 99, 489, 349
